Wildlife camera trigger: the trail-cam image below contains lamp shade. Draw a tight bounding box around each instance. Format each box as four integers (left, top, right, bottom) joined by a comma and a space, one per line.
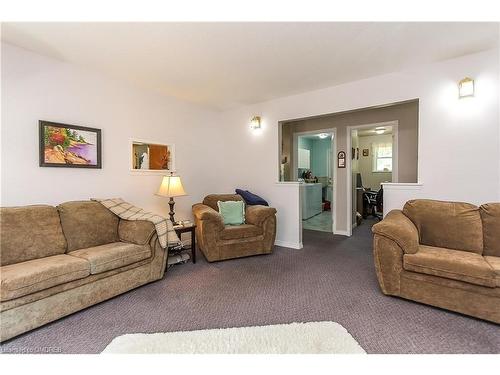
156, 175, 187, 197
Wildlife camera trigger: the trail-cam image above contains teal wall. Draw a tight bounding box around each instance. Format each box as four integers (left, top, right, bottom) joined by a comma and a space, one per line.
311, 138, 331, 177
298, 137, 313, 151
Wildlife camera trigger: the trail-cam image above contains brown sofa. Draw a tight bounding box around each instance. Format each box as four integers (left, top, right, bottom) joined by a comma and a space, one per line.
192, 194, 277, 262
372, 199, 500, 324
0, 201, 168, 341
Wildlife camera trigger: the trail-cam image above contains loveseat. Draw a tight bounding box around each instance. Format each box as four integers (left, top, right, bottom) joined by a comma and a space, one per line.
192, 194, 277, 262
0, 201, 168, 341
372, 199, 500, 323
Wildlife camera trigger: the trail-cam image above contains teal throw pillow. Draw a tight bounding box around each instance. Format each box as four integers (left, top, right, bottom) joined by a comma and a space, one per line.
217, 200, 245, 225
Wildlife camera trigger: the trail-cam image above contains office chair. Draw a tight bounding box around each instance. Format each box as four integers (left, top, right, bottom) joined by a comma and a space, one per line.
358, 172, 383, 220
373, 186, 383, 220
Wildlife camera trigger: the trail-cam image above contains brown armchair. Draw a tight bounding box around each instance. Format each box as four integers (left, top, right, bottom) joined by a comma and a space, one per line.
192, 194, 277, 262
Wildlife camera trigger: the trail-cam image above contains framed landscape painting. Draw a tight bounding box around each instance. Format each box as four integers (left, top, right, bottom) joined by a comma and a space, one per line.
39, 121, 102, 168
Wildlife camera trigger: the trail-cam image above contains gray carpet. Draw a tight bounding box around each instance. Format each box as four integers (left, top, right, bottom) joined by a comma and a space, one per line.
1, 219, 499, 354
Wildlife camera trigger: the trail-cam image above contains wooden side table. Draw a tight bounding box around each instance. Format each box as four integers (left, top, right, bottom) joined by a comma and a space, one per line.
174, 224, 197, 264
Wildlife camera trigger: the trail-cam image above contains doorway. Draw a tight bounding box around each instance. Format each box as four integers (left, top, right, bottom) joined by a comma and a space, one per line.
292, 129, 337, 234
347, 121, 398, 235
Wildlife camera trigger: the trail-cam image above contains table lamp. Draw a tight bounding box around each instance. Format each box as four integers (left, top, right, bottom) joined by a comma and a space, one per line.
156, 173, 187, 224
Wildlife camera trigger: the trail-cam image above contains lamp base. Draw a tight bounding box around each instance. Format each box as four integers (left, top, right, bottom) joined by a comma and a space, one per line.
168, 197, 176, 224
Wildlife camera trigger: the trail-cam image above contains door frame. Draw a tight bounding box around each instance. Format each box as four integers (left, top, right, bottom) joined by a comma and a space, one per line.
346, 120, 399, 236
292, 128, 338, 234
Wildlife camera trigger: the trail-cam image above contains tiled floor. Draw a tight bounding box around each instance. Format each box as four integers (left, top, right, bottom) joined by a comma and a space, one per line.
302, 211, 332, 232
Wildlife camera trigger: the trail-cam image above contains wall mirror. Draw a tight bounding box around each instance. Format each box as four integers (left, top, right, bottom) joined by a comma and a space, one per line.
130, 139, 175, 172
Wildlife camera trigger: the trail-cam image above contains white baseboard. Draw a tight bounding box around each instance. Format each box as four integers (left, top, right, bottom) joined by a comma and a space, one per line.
333, 230, 350, 236
274, 240, 303, 249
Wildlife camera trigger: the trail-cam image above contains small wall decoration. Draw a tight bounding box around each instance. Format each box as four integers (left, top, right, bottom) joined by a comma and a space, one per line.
39, 121, 101, 168
337, 151, 346, 168
131, 140, 175, 172
363, 149, 369, 157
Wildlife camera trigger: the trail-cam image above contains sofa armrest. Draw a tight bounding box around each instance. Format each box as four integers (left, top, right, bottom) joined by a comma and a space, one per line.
192, 204, 224, 231
118, 220, 156, 245
372, 210, 419, 254
245, 205, 277, 227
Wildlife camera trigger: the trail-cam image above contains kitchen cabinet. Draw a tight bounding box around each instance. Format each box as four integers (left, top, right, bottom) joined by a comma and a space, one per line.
298, 148, 310, 169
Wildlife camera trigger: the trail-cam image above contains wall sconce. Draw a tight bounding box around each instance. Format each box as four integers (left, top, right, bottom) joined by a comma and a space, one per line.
458, 77, 474, 98
250, 116, 261, 130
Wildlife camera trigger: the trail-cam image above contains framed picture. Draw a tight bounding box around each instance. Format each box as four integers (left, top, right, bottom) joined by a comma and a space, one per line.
39, 121, 102, 168
130, 139, 175, 173
363, 149, 369, 157
337, 151, 346, 168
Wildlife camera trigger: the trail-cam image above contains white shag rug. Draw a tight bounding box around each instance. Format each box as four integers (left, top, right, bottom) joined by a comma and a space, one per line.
102, 321, 366, 354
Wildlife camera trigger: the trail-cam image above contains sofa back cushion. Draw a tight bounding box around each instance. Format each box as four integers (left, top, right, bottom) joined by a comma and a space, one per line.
203, 194, 244, 212
57, 201, 119, 251
402, 199, 483, 254
480, 203, 500, 257
0, 205, 67, 266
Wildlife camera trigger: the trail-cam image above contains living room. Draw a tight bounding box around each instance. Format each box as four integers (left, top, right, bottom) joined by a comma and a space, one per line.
1, 1, 499, 374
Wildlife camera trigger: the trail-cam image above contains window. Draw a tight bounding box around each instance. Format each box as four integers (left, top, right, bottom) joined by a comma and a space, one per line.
372, 142, 392, 172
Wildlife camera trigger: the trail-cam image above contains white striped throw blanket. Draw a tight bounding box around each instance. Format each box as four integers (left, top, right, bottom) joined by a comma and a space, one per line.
93, 198, 181, 249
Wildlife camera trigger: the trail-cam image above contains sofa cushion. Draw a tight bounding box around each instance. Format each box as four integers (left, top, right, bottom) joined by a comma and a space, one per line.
480, 203, 500, 257
203, 194, 244, 212
403, 199, 483, 254
0, 255, 90, 301
68, 242, 151, 274
217, 200, 245, 225
58, 201, 120, 251
403, 245, 496, 287
118, 220, 156, 245
0, 205, 67, 266
235, 189, 269, 206
484, 256, 500, 287
219, 224, 263, 241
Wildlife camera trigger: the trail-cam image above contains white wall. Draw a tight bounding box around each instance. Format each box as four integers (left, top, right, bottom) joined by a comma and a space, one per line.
2, 43, 499, 249
0, 43, 223, 220
217, 48, 499, 247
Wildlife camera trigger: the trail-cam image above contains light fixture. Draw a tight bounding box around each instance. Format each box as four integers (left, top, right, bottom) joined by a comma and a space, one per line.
250, 116, 261, 130
375, 128, 385, 135
156, 172, 187, 224
318, 133, 329, 139
458, 77, 474, 98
